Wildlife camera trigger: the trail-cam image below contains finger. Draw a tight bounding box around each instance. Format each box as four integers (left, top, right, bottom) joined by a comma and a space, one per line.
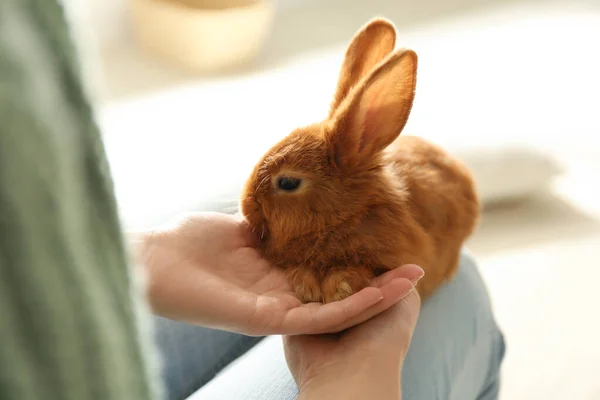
318, 278, 416, 334
279, 286, 384, 335
371, 264, 424, 288
385, 289, 422, 355
398, 286, 421, 329
270, 265, 423, 335
366, 284, 422, 333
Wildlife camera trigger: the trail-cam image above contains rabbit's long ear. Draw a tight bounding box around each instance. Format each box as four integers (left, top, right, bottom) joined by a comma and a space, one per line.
327, 49, 417, 169
329, 18, 396, 116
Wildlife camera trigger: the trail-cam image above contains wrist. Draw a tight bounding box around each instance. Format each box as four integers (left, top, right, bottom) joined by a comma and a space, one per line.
125, 231, 148, 260
298, 357, 402, 400
126, 231, 163, 269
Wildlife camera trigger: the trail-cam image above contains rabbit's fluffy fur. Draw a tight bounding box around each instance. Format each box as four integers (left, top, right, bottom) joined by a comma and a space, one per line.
241, 18, 479, 303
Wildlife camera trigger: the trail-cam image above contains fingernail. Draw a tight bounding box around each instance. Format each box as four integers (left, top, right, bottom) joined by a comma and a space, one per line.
411, 266, 425, 284
399, 285, 416, 300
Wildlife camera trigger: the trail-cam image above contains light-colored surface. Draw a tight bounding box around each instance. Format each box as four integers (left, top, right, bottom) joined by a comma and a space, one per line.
470, 153, 600, 399
85, 0, 600, 399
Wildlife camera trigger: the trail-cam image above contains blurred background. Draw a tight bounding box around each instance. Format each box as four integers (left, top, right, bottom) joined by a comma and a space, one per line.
64, 0, 599, 399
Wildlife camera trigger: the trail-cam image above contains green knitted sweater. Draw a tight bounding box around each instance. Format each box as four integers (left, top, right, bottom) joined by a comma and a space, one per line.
0, 0, 158, 398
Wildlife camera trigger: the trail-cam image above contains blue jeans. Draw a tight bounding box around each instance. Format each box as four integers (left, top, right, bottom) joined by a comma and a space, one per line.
153, 251, 505, 400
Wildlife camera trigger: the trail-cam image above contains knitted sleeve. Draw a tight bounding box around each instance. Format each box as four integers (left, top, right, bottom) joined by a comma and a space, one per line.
0, 0, 159, 398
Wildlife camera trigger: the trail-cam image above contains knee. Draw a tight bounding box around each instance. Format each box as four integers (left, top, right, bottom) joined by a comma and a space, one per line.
401, 250, 506, 399
432, 250, 505, 353
432, 250, 497, 320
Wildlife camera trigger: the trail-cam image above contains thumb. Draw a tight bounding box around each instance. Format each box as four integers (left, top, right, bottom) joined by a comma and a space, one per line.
344, 285, 421, 350
390, 288, 421, 341
370, 288, 421, 356
365, 284, 421, 332
364, 287, 422, 353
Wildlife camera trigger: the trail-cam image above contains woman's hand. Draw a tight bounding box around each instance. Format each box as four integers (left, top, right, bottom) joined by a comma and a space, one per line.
133, 212, 424, 336
284, 289, 422, 400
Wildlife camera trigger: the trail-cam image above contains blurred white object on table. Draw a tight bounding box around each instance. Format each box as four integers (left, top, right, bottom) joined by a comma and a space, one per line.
128, 0, 275, 72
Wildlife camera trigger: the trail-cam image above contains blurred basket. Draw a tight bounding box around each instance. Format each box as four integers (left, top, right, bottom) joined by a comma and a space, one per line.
128, 0, 275, 72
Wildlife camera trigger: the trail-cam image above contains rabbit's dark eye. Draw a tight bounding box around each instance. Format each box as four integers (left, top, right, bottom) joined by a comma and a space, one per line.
277, 177, 302, 192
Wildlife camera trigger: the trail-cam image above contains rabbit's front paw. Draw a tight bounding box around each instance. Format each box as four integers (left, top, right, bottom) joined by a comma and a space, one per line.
322, 268, 373, 303
288, 267, 323, 303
